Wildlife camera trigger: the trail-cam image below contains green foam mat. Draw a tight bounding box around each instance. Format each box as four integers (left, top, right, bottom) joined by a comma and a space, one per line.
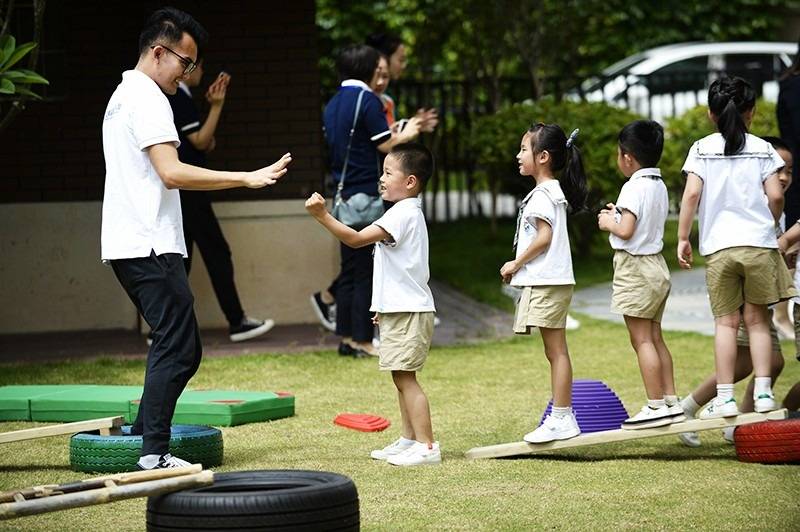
130, 389, 295, 426
0, 385, 90, 421
30, 385, 143, 422
0, 385, 294, 426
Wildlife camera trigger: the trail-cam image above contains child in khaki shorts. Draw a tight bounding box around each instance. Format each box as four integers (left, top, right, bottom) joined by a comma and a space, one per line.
598, 120, 682, 430
306, 142, 440, 466
677, 76, 795, 419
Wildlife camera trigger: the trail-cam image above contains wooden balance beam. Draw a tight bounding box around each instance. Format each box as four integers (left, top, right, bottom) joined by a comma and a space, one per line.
465, 408, 789, 460
0, 416, 125, 444
0, 465, 212, 520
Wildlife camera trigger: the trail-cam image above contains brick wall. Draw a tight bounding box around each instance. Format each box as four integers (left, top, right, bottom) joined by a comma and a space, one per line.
0, 0, 323, 202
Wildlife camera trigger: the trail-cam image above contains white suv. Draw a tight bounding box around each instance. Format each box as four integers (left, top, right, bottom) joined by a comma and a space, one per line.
575, 41, 796, 121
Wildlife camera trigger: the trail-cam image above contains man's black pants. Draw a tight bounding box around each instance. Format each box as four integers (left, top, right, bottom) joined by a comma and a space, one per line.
111, 251, 202, 456
335, 242, 374, 342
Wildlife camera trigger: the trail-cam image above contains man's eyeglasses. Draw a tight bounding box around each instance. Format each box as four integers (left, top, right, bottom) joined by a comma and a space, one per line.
151, 44, 197, 76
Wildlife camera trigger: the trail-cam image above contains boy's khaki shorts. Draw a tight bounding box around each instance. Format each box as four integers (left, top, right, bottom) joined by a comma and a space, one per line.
705, 247, 796, 317
378, 312, 435, 372
736, 309, 781, 353
611, 251, 671, 322
513, 285, 573, 332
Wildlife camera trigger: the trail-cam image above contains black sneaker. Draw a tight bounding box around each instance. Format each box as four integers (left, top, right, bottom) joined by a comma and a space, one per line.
229, 317, 275, 342
310, 293, 336, 332
338, 341, 356, 356
137, 453, 193, 470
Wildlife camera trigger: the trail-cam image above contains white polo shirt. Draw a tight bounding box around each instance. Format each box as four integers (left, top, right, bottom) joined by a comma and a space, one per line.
101, 69, 186, 261
510, 179, 575, 287
610, 167, 668, 255
682, 133, 785, 256
370, 197, 436, 313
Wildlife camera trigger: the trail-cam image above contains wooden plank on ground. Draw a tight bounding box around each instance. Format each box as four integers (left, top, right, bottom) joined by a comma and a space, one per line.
0, 416, 125, 444
465, 409, 788, 460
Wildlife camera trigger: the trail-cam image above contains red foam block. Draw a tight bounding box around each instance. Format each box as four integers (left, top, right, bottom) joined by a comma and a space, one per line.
334, 413, 391, 432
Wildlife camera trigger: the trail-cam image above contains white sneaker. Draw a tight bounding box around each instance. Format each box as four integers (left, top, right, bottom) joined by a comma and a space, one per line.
137, 453, 192, 470
524, 413, 580, 443
699, 397, 740, 419
754, 393, 777, 413
677, 411, 701, 447
667, 403, 686, 423
621, 405, 674, 430
565, 314, 581, 330
386, 441, 441, 466
722, 426, 736, 443
370, 437, 415, 461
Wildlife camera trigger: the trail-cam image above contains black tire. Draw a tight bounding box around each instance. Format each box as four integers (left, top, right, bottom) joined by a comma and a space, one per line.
146, 470, 359, 531
734, 419, 800, 464
70, 425, 223, 473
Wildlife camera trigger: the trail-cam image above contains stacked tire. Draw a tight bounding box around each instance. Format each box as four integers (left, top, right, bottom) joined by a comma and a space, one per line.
147, 470, 359, 531
70, 425, 223, 473
735, 418, 800, 464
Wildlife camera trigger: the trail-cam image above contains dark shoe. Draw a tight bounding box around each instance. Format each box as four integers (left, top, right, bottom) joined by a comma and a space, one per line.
310, 293, 336, 332
136, 453, 192, 470
338, 341, 356, 356
229, 317, 275, 342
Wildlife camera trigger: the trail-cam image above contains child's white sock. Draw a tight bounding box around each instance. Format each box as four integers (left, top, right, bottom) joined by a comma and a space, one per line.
399, 436, 416, 445
137, 453, 161, 469
717, 384, 735, 402
664, 394, 678, 407
680, 394, 701, 417
551, 406, 572, 418
647, 398, 666, 410
753, 377, 773, 397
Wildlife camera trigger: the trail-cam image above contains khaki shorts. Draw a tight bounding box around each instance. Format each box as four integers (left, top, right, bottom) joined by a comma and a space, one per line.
513, 285, 573, 332
736, 309, 781, 353
377, 312, 435, 372
794, 304, 800, 360
611, 251, 671, 322
705, 247, 796, 317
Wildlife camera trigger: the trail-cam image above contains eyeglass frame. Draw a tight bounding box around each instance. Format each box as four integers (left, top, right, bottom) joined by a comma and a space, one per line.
150, 44, 197, 76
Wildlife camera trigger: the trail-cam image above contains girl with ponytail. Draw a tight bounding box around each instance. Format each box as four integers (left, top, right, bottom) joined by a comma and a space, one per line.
677, 76, 795, 419
500, 123, 588, 444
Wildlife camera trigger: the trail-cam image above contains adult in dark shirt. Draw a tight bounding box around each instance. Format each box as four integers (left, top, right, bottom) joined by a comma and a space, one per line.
778, 36, 800, 227
321, 44, 420, 356
167, 60, 274, 342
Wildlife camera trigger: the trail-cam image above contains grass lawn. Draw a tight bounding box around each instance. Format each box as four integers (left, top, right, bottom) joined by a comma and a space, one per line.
1, 317, 798, 531
429, 217, 702, 311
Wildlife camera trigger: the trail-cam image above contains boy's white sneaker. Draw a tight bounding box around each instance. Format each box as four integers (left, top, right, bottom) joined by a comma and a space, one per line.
667, 403, 686, 423
386, 441, 441, 466
677, 411, 701, 447
524, 413, 580, 444
699, 397, 740, 419
621, 405, 674, 430
754, 393, 777, 413
722, 426, 736, 443
370, 437, 415, 461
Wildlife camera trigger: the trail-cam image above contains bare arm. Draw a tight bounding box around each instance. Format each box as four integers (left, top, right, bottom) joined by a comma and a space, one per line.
500, 218, 553, 283
148, 143, 291, 190
677, 172, 703, 269
186, 74, 230, 151
598, 202, 636, 240
305, 192, 389, 248
779, 222, 800, 252
763, 172, 784, 222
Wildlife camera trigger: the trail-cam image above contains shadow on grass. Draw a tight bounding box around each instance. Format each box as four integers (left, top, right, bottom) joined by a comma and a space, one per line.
0, 464, 74, 473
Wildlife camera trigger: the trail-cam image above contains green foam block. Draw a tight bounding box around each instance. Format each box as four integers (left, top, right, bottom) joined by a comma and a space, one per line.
0, 385, 89, 421
130, 389, 295, 426
30, 385, 143, 423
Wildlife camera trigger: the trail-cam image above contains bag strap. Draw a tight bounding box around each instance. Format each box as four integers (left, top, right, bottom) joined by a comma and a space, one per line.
335, 89, 365, 206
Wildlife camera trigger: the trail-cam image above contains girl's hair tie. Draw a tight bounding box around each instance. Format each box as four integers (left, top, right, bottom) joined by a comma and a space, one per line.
565, 128, 580, 148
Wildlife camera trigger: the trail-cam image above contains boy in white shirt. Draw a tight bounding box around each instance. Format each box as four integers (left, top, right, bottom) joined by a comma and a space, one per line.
598, 120, 683, 429
305, 143, 440, 466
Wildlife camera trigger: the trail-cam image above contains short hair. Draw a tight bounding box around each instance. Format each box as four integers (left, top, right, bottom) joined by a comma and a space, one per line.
618, 120, 664, 167
761, 135, 791, 153
336, 44, 381, 83
390, 142, 434, 190
365, 32, 403, 57
138, 7, 208, 61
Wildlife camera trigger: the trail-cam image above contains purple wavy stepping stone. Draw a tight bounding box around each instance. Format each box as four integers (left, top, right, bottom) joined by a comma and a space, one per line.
539, 379, 629, 434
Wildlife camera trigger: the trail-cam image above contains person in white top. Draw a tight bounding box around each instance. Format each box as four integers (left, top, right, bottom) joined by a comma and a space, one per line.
102, 7, 291, 470
306, 143, 440, 467
598, 120, 683, 430
677, 76, 794, 420
499, 123, 588, 444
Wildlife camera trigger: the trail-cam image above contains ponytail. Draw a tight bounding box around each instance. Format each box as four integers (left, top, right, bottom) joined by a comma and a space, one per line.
708, 76, 755, 156
528, 123, 588, 212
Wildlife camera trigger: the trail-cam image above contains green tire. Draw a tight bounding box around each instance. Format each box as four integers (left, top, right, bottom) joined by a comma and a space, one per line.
70, 425, 223, 473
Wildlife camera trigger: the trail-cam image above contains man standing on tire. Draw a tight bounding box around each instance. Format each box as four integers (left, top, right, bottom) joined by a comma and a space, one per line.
101, 7, 291, 470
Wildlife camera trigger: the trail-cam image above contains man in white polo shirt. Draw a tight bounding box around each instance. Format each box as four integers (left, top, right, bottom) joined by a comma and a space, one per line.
101, 6, 291, 470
